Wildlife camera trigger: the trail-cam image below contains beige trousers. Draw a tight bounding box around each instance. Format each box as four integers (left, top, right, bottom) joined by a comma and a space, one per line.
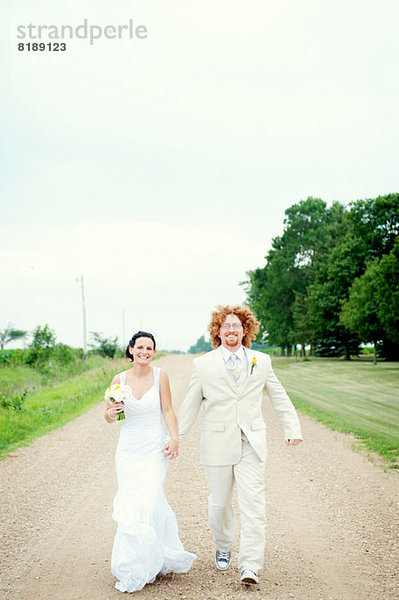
205, 438, 266, 573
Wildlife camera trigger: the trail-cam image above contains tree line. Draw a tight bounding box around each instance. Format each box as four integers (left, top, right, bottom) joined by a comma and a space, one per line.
244, 194, 398, 361
0, 324, 123, 368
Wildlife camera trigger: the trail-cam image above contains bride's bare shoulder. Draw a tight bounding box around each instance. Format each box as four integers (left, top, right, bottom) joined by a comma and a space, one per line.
111, 373, 121, 385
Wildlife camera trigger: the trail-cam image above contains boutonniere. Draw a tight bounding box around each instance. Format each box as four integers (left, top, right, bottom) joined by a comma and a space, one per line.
250, 357, 257, 375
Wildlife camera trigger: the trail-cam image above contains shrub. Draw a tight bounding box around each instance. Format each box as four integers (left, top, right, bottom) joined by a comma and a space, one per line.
0, 350, 15, 366
0, 349, 30, 367
0, 388, 28, 411
89, 332, 120, 359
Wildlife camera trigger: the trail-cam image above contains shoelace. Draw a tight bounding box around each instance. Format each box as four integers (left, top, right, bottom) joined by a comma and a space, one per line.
217, 551, 230, 562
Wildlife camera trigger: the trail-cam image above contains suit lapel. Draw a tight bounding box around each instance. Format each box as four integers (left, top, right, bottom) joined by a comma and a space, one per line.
236, 346, 250, 394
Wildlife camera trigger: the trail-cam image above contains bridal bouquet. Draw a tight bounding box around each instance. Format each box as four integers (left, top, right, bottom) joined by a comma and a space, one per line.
104, 384, 131, 420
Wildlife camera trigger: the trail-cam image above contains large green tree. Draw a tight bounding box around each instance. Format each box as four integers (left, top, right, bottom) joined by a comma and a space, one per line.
245, 197, 345, 354
375, 239, 399, 344
341, 237, 399, 361
305, 224, 365, 359
245, 193, 399, 359
340, 265, 385, 364
348, 193, 399, 258
306, 195, 398, 358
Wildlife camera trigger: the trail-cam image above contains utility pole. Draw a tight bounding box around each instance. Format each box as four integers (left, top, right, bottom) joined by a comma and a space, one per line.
80, 274, 88, 362
122, 308, 125, 348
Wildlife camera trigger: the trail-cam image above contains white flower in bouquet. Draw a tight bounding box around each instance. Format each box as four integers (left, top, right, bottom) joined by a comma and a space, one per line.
104, 384, 131, 420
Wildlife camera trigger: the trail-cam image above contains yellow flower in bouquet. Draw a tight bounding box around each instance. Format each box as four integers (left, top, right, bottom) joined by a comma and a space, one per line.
104, 384, 131, 420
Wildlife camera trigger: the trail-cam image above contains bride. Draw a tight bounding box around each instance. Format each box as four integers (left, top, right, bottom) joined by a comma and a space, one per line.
105, 330, 196, 592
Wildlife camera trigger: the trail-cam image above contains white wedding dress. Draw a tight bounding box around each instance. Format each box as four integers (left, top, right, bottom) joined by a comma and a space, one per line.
111, 367, 196, 592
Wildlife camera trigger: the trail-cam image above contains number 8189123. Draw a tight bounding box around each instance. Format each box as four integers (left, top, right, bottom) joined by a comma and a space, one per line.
18, 42, 67, 51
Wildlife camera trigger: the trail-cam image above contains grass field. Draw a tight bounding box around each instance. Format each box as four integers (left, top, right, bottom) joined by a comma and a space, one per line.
0, 354, 107, 396
273, 358, 399, 467
0, 358, 127, 456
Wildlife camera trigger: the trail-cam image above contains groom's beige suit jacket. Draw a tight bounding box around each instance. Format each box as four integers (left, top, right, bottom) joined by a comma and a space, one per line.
178, 346, 302, 466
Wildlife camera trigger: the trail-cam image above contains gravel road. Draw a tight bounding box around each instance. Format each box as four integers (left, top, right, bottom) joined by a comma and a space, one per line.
1, 354, 398, 600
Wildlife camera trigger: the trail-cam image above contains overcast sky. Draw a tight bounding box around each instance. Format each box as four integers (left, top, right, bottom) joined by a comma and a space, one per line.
1, 0, 398, 351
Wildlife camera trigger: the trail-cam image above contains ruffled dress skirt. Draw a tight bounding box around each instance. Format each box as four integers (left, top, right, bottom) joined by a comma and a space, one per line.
111, 369, 196, 592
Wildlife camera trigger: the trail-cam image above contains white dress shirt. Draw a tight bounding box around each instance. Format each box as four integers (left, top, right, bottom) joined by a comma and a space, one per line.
221, 344, 247, 377
221, 345, 248, 442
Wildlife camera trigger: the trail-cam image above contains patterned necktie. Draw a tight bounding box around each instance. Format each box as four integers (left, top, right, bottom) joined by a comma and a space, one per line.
227, 354, 240, 383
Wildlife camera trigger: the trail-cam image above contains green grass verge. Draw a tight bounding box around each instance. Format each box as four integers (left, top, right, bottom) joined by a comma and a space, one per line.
272, 358, 399, 468
0, 354, 165, 457
0, 354, 108, 396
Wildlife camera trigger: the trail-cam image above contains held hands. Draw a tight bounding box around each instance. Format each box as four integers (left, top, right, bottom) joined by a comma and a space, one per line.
285, 438, 302, 446
162, 439, 179, 460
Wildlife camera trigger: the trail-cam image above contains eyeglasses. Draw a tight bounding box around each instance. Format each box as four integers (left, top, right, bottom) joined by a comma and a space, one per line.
220, 323, 242, 331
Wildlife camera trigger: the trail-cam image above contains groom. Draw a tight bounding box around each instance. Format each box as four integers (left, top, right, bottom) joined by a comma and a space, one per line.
177, 304, 302, 586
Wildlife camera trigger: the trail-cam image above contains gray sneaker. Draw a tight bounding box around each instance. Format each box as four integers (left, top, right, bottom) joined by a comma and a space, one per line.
215, 550, 231, 570
240, 569, 258, 585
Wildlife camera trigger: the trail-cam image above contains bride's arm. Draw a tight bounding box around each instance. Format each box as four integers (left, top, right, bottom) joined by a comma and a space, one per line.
159, 369, 179, 459
104, 375, 123, 423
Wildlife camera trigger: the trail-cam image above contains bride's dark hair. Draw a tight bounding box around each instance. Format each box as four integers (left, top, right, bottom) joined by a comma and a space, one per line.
125, 331, 156, 362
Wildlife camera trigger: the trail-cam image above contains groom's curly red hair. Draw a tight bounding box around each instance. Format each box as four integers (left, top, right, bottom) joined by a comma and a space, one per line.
208, 304, 260, 348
